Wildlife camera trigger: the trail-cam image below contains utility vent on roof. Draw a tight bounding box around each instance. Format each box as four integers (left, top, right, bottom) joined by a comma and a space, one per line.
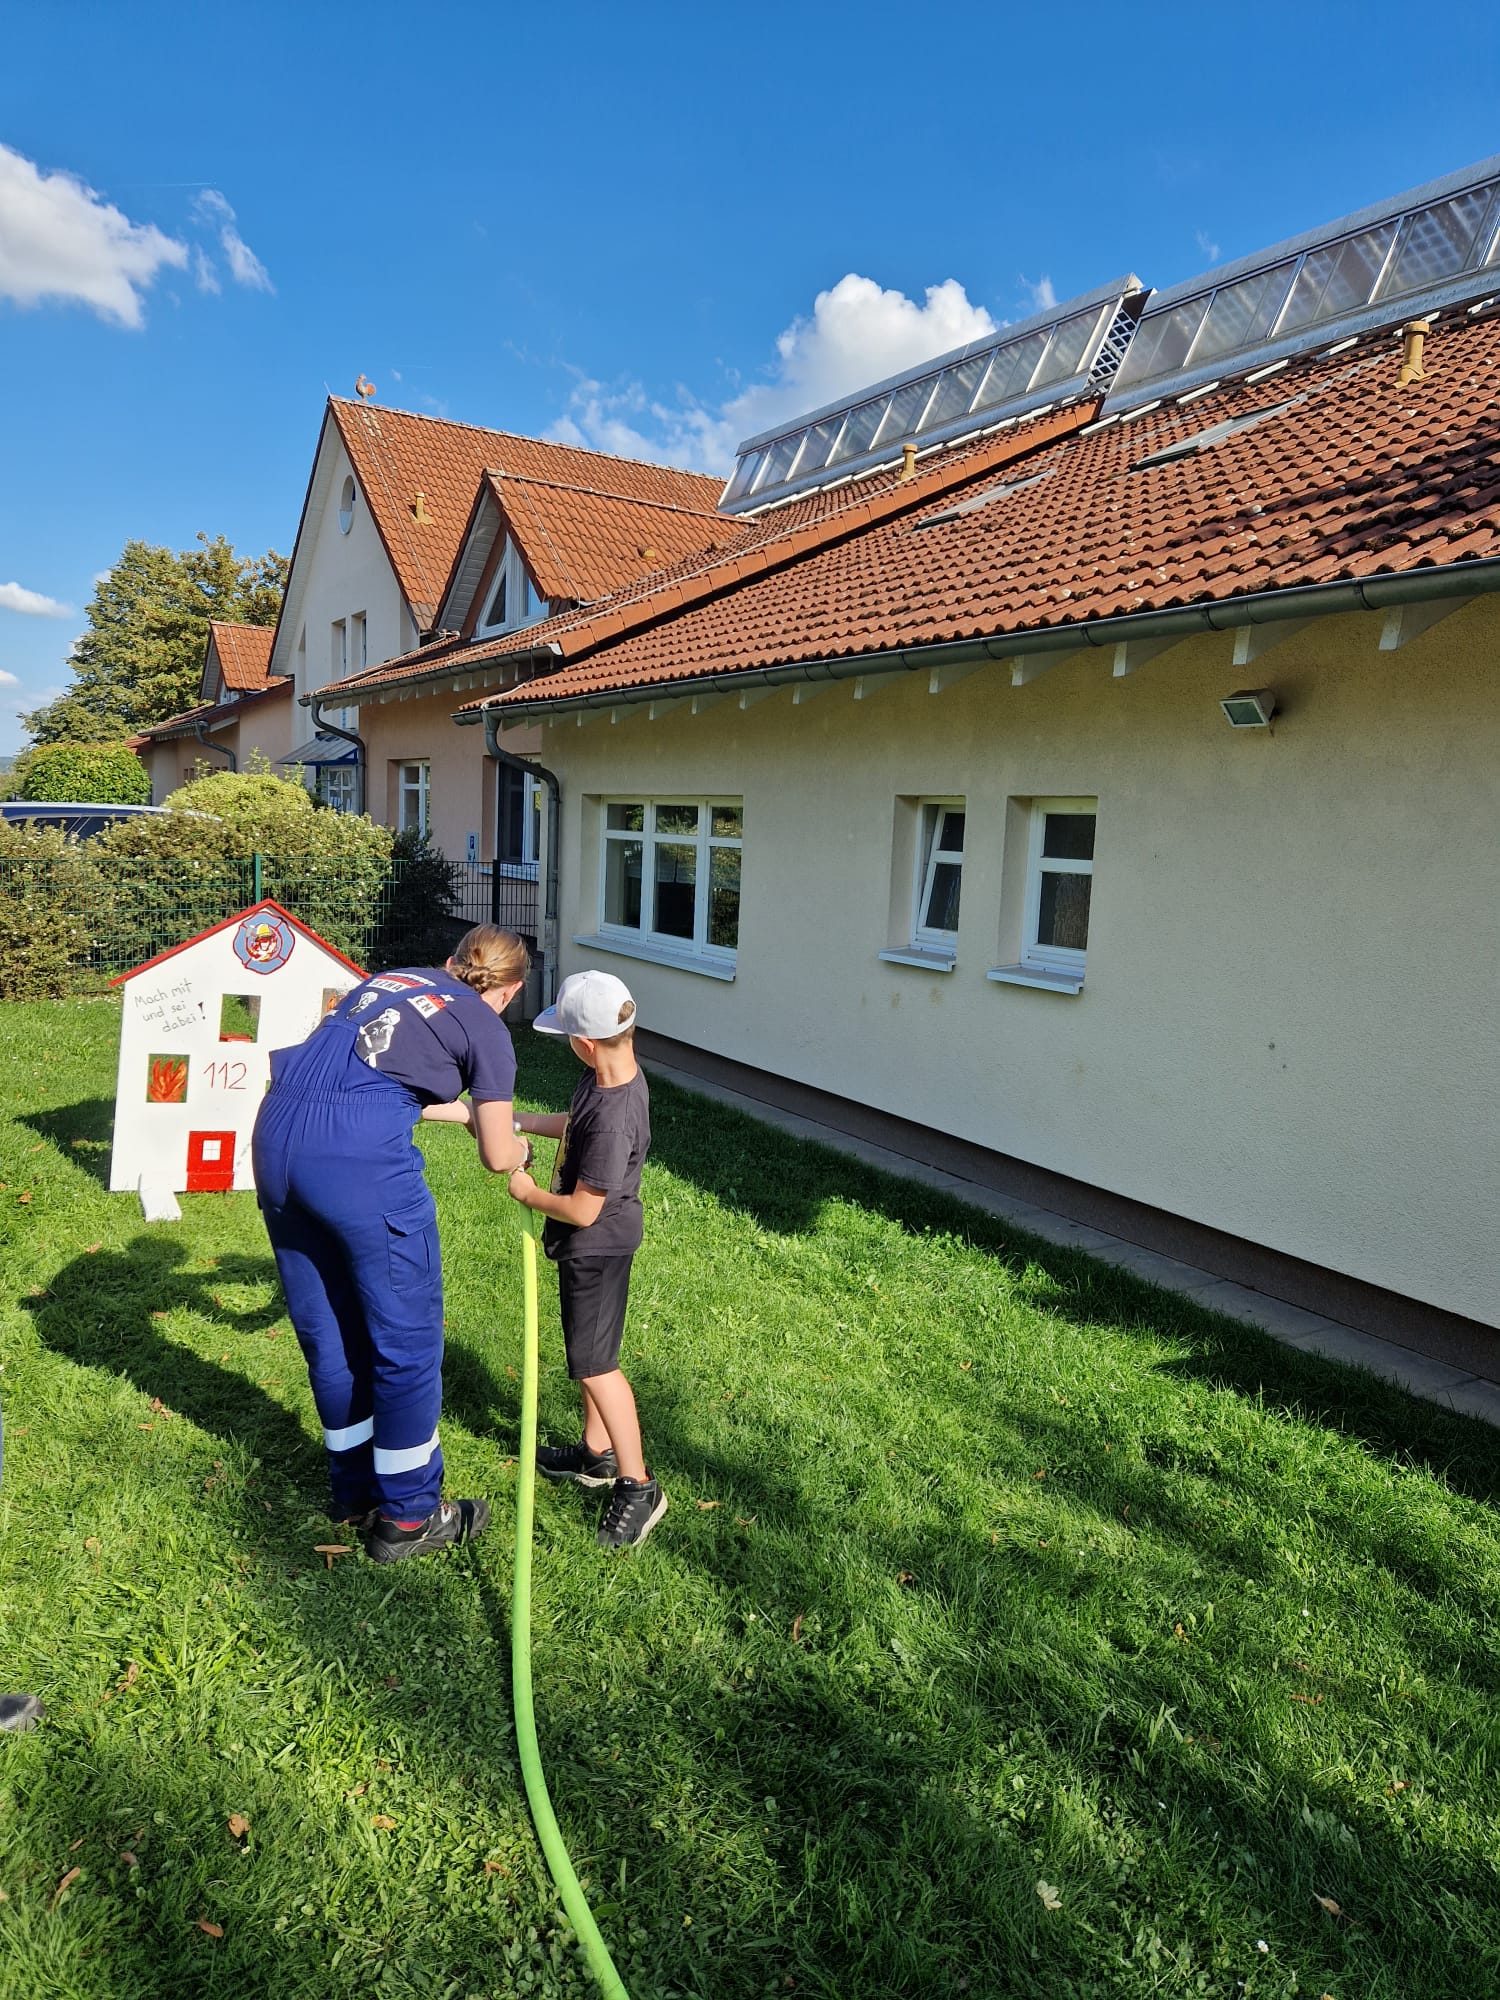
1105, 153, 1500, 411
1130, 397, 1299, 470
721, 276, 1146, 515
918, 466, 1057, 528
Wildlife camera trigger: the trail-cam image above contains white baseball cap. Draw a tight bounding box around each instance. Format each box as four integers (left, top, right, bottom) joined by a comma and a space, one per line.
533, 969, 637, 1039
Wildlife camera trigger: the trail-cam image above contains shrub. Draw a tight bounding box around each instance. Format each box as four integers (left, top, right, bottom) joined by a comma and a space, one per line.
0, 823, 93, 999
369, 828, 463, 969
17, 741, 150, 805
92, 769, 393, 966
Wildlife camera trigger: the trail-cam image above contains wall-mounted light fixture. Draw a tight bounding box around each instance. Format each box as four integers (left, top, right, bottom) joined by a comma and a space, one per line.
1220, 687, 1276, 729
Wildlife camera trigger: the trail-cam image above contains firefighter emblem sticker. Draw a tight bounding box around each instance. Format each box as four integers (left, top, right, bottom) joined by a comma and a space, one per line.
233, 912, 295, 975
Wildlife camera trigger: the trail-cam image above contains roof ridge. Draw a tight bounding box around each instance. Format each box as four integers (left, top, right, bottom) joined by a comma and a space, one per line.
487, 469, 725, 518
328, 396, 722, 484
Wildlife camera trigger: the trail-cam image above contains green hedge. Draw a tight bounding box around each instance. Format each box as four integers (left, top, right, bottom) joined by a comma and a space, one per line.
15, 741, 151, 805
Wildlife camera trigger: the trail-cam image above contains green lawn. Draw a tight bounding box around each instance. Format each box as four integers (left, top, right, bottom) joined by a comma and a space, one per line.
1, 998, 1498, 2000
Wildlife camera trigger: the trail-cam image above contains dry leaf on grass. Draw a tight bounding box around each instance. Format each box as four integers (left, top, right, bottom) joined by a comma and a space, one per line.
695, 1499, 720, 1511
1313, 1894, 1343, 1916
735, 1516, 757, 1528
483, 1859, 509, 1875
1387, 1779, 1409, 1794
196, 1915, 224, 1938
17, 1192, 32, 1205
791, 1613, 805, 1644
84, 1538, 100, 1552
84, 1241, 101, 1254
896, 1571, 916, 1586
345, 1783, 368, 1798
958, 1361, 972, 1371
69, 1837, 85, 1852
227, 1814, 250, 1841
120, 1851, 138, 1867
1035, 1880, 1062, 1911
1290, 1693, 1324, 1706
370, 1815, 398, 1831
51, 1867, 81, 1909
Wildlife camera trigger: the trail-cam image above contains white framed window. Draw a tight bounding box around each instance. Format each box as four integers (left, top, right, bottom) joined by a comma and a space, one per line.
331, 618, 347, 679
480, 569, 508, 634
1022, 798, 1096, 977
320, 765, 358, 815
477, 538, 549, 636
338, 476, 356, 535
398, 761, 430, 838
596, 798, 742, 970
351, 611, 367, 672
912, 800, 965, 954
497, 764, 541, 876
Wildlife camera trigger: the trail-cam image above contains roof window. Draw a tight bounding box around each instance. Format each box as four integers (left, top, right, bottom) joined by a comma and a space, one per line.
1129, 397, 1298, 471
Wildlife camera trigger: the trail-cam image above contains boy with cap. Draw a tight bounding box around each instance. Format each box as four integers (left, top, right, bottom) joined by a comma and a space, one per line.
506, 970, 665, 1550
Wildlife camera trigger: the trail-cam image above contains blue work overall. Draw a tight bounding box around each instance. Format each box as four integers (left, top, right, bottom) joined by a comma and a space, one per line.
253, 1012, 444, 1520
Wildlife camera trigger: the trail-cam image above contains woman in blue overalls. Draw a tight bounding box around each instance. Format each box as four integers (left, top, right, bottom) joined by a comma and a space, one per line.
253, 925, 530, 1563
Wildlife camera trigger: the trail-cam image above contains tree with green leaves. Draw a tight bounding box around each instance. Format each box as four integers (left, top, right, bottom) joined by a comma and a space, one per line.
23, 534, 286, 745
15, 741, 150, 804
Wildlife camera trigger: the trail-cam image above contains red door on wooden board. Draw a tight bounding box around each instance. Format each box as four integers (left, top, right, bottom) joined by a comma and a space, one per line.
186, 1130, 236, 1193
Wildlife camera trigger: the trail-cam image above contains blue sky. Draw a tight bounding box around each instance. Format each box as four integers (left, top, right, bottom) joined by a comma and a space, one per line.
1, 0, 1496, 752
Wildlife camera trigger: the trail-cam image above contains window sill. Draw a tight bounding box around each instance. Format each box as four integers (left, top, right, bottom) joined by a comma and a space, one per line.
987, 964, 1085, 995
878, 947, 956, 973
573, 932, 736, 982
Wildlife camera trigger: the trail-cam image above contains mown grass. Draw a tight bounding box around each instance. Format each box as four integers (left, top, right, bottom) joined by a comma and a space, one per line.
0, 997, 1498, 1999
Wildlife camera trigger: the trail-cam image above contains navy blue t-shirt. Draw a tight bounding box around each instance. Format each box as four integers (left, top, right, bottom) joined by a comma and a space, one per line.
331, 968, 517, 1108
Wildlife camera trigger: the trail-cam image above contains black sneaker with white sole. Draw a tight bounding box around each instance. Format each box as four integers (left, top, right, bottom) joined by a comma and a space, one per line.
537, 1439, 619, 1487
364, 1498, 490, 1564
0, 1694, 44, 1733
596, 1476, 667, 1550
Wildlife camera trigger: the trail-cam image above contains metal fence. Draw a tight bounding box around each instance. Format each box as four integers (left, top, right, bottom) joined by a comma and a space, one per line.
0, 852, 541, 997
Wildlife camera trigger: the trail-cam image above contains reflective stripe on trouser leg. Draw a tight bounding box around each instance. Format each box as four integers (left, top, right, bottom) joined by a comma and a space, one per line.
259, 1193, 376, 1515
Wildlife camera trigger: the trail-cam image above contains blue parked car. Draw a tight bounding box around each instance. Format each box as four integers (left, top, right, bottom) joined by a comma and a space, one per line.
0, 801, 180, 842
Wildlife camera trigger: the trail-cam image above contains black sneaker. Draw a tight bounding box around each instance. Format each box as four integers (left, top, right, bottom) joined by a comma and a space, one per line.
537, 1439, 618, 1488
335, 1509, 377, 1532
0, 1695, 44, 1733
364, 1499, 490, 1564
597, 1476, 667, 1551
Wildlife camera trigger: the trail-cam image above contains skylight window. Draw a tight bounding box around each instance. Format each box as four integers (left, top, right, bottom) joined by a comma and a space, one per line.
1128, 398, 1297, 471
721, 276, 1146, 513
1106, 155, 1500, 411
917, 466, 1056, 528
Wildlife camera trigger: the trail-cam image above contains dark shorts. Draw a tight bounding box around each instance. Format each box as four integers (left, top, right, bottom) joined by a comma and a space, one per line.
557, 1256, 634, 1379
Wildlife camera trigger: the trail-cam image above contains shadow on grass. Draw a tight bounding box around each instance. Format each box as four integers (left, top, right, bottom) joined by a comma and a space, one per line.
16, 1094, 115, 1187
25, 1239, 322, 1493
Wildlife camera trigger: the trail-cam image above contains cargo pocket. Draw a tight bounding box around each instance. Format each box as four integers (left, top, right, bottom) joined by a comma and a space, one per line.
385, 1198, 437, 1294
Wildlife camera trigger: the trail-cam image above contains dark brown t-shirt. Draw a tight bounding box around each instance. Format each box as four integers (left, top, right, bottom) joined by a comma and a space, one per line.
543, 1066, 651, 1262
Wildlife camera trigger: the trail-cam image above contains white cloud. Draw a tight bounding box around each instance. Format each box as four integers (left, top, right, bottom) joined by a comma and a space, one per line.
1021, 274, 1057, 313
192, 245, 221, 295
0, 669, 18, 688
1195, 229, 1223, 265
192, 188, 273, 293
0, 581, 71, 619
0, 142, 187, 328
552, 271, 997, 475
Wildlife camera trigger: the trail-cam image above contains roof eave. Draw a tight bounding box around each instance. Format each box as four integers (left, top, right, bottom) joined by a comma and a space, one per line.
465, 553, 1500, 723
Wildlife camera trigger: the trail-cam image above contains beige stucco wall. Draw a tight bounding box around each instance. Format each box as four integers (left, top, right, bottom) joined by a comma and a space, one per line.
539, 599, 1500, 1327
361, 689, 495, 856
140, 694, 296, 805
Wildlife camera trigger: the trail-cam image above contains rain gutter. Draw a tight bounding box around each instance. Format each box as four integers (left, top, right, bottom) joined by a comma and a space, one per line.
306, 696, 367, 816
480, 706, 563, 1008
457, 555, 1500, 722
192, 718, 236, 772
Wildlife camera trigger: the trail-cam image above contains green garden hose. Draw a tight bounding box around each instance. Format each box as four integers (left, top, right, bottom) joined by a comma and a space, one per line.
512, 1216, 631, 2000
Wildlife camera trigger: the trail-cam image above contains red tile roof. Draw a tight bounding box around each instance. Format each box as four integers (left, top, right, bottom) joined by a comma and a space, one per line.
490, 471, 728, 606
135, 676, 292, 743
327, 399, 723, 623
208, 620, 281, 692
318, 402, 1093, 700
472, 311, 1500, 710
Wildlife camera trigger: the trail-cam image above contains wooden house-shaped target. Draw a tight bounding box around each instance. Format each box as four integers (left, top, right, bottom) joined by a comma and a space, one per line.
110, 900, 364, 1204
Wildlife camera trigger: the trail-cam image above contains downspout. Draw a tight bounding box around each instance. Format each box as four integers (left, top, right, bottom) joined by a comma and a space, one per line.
483, 707, 562, 1008
307, 696, 367, 816
192, 720, 236, 773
